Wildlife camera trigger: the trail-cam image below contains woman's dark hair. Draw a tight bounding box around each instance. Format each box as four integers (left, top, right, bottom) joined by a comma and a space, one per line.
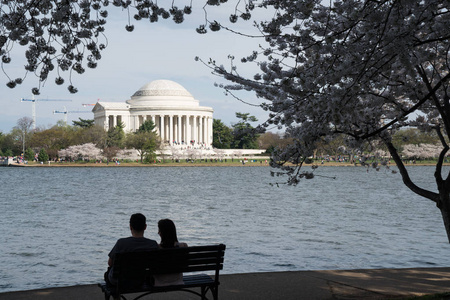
158, 219, 178, 248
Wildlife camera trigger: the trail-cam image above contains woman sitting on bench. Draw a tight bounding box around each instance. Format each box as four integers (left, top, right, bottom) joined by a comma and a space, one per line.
154, 219, 188, 286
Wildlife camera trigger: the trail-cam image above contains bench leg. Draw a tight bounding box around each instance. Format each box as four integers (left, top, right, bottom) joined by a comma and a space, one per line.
211, 286, 218, 300
201, 286, 207, 300
201, 286, 218, 300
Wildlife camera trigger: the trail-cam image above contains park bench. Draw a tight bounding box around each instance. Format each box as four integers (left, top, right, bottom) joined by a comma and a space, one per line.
98, 244, 226, 300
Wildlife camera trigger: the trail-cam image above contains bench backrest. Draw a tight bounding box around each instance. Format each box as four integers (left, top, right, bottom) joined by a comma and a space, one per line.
112, 244, 226, 291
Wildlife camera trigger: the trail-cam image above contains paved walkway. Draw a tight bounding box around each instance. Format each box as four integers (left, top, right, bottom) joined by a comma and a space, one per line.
1, 268, 450, 300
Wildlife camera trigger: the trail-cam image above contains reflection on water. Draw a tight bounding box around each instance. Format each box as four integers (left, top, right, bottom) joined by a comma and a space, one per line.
1, 165, 449, 292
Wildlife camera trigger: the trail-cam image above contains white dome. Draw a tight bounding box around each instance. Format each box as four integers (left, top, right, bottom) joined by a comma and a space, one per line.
127, 79, 199, 108
132, 80, 193, 98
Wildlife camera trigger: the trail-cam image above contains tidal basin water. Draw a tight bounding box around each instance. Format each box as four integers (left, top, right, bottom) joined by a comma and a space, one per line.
1, 165, 450, 292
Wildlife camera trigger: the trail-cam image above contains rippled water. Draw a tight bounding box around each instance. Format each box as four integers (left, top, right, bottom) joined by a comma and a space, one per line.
1, 165, 449, 292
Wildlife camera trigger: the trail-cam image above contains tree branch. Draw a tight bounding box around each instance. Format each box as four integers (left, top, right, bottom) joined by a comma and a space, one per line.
385, 141, 439, 203
359, 71, 450, 140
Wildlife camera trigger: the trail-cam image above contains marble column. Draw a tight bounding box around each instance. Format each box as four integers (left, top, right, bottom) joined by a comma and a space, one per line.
208, 117, 213, 146
204, 117, 209, 146
186, 115, 191, 144
192, 116, 197, 144
177, 115, 182, 144
199, 116, 203, 145
151, 115, 156, 133
160, 115, 165, 141
169, 115, 174, 145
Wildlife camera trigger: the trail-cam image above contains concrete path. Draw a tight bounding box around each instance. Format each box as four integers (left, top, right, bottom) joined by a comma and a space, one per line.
1, 267, 450, 300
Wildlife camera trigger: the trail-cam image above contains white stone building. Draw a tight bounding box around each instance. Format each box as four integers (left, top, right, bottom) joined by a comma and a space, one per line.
92, 80, 214, 146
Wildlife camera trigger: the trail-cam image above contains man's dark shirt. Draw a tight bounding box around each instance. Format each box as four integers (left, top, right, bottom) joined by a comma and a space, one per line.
108, 236, 158, 284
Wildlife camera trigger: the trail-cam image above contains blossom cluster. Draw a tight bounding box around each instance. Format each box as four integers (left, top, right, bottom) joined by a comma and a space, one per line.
0, 0, 256, 94
58, 143, 102, 160
402, 144, 445, 160
0, 0, 110, 94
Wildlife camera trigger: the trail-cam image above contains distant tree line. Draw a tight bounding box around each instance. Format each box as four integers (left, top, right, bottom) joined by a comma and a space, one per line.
0, 117, 160, 163
0, 113, 262, 162
0, 115, 444, 163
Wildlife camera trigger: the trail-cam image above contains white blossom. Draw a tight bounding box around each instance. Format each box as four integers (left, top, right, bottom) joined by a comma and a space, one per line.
402, 144, 444, 160
58, 143, 102, 161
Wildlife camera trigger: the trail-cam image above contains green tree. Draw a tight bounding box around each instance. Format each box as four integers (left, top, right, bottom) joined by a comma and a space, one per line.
2, 129, 22, 156
392, 128, 440, 150
30, 126, 72, 159
24, 148, 35, 161
0, 132, 7, 156
72, 118, 95, 128
231, 113, 259, 149
4, 149, 13, 157
107, 123, 125, 148
138, 120, 156, 133
72, 125, 107, 148
212, 119, 233, 149
125, 131, 159, 163
38, 148, 49, 163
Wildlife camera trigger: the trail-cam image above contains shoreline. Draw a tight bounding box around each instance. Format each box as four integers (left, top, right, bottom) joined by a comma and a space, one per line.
1, 268, 450, 299
7, 163, 450, 169
4, 160, 447, 168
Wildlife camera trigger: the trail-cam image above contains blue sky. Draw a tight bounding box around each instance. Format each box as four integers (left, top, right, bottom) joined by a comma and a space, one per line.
0, 3, 270, 133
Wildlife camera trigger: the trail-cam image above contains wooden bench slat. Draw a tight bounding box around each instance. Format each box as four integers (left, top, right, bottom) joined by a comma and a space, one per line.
185, 257, 225, 265
183, 275, 214, 285
182, 265, 224, 273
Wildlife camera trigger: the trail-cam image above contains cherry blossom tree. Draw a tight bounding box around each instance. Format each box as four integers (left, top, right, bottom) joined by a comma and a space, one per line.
58, 142, 101, 161
170, 146, 182, 161
402, 144, 445, 160
214, 148, 225, 160
205, 0, 450, 241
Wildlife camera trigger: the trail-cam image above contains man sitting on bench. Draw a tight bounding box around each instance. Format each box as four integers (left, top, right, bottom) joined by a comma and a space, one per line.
105, 213, 158, 286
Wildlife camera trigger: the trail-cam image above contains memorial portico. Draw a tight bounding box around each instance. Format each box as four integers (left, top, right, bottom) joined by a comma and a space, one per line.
92, 80, 214, 146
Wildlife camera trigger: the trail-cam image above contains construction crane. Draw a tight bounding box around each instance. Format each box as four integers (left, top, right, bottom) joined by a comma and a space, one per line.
82, 98, 100, 107
21, 96, 72, 129
53, 107, 91, 124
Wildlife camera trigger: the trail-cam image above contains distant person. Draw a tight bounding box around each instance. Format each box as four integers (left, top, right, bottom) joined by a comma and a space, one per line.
105, 213, 158, 286
154, 219, 188, 286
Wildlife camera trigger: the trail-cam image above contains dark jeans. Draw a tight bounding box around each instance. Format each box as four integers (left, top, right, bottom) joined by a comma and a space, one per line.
104, 267, 115, 287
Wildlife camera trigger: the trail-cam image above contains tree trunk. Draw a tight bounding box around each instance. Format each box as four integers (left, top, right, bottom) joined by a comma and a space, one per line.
385, 141, 450, 242
439, 202, 450, 243
437, 186, 450, 243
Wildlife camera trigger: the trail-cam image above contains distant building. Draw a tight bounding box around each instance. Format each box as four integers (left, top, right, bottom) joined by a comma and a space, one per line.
92, 80, 214, 146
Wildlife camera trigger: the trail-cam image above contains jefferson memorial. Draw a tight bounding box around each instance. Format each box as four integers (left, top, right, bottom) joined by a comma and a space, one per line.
92, 80, 214, 146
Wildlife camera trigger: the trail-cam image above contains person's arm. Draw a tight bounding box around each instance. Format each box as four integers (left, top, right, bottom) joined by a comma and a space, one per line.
108, 257, 113, 267
108, 240, 119, 267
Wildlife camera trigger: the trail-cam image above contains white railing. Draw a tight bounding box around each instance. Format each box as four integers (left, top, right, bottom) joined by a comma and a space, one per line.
0, 158, 13, 166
